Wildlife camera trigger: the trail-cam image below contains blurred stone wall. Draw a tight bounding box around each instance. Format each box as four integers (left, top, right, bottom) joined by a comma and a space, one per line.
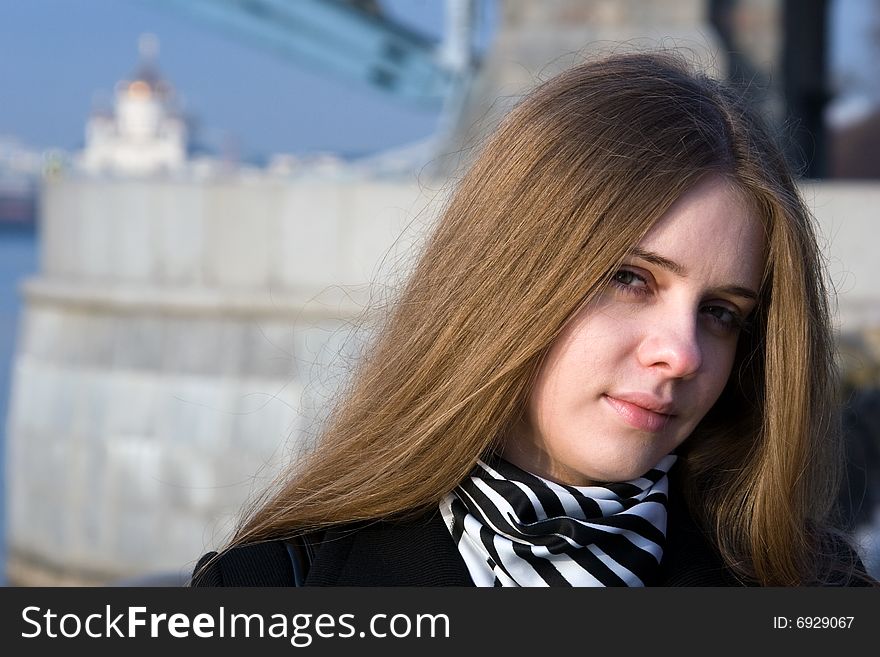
4, 173, 445, 585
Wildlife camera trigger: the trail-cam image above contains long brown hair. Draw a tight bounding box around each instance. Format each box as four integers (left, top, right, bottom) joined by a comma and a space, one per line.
226, 50, 852, 585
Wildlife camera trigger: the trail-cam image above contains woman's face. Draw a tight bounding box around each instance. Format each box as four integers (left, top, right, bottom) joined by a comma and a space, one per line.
504, 175, 766, 486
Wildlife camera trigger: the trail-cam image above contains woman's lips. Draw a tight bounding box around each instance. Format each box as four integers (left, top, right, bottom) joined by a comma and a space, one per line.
603, 394, 673, 432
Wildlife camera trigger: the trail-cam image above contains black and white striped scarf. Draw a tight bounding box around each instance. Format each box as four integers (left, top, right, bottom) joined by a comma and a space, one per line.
439, 454, 676, 586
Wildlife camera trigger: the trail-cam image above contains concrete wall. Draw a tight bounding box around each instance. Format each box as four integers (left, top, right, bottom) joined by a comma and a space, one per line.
803, 181, 880, 387
5, 173, 447, 584
803, 181, 880, 332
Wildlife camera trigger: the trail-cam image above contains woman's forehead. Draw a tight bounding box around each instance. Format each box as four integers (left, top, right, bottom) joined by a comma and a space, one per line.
634, 176, 765, 291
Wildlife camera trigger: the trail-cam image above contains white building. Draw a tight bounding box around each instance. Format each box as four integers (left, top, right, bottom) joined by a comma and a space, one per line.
79, 34, 187, 177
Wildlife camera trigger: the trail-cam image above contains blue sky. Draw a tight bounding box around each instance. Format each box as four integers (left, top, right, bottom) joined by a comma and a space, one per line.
829, 0, 880, 96
0, 0, 495, 161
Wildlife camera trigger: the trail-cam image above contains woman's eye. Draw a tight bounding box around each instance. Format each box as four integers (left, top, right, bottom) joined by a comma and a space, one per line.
702, 305, 744, 332
611, 269, 649, 294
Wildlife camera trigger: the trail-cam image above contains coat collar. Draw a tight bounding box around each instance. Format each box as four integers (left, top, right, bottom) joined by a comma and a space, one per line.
306, 493, 738, 586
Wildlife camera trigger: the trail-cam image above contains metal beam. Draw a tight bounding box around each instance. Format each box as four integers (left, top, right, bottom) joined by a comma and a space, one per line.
145, 0, 452, 107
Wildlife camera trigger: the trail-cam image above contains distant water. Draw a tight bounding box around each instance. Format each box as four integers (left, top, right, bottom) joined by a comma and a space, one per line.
0, 225, 38, 586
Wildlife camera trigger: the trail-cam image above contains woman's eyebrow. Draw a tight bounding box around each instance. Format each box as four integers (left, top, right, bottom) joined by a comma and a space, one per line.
630, 248, 758, 300
630, 248, 686, 276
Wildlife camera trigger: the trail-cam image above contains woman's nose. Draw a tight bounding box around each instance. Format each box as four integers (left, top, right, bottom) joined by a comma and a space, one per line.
636, 316, 702, 379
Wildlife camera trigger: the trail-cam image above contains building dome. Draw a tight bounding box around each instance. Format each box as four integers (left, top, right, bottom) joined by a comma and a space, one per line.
79, 33, 187, 177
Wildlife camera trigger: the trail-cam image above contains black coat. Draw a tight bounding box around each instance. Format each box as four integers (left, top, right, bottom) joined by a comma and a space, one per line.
191, 488, 747, 587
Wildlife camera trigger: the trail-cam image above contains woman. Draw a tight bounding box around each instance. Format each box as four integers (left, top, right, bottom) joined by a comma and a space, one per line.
192, 51, 875, 587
